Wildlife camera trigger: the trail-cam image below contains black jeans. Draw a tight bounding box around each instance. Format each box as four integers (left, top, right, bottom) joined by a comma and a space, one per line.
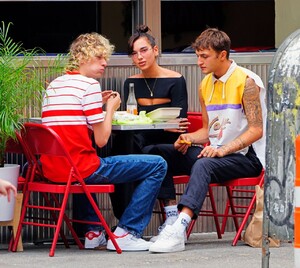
151, 144, 263, 219
109, 131, 178, 220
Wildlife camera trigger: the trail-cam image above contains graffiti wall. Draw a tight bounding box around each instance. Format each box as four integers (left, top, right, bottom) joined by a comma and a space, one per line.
264, 29, 300, 240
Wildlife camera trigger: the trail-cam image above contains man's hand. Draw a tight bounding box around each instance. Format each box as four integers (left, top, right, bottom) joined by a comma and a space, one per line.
106, 91, 121, 112
174, 134, 193, 155
101, 90, 118, 104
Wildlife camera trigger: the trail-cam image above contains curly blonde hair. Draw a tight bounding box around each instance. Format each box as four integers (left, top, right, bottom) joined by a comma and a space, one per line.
66, 32, 115, 71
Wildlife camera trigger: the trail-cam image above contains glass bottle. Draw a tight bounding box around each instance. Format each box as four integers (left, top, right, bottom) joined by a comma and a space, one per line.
126, 83, 138, 115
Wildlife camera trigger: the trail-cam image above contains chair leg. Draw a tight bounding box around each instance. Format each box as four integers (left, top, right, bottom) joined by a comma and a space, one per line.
45, 193, 71, 249
49, 186, 72, 257
82, 185, 122, 254
231, 190, 257, 246
49, 192, 85, 249
226, 186, 240, 233
207, 187, 222, 239
187, 187, 222, 240
158, 199, 166, 222
186, 219, 196, 239
221, 199, 230, 234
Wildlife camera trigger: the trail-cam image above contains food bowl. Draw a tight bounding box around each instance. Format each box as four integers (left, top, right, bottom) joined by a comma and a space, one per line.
146, 107, 182, 121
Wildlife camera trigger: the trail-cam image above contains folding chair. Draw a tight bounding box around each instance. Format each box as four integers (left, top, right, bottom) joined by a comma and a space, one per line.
187, 170, 265, 245
12, 123, 121, 256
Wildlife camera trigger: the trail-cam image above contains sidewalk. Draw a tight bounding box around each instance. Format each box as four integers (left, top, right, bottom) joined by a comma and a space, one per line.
0, 232, 293, 268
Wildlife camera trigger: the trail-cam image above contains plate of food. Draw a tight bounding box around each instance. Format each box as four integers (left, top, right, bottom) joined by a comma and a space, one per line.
146, 107, 182, 121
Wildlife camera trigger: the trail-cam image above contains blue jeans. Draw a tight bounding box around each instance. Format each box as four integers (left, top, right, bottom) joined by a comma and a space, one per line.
73, 154, 167, 238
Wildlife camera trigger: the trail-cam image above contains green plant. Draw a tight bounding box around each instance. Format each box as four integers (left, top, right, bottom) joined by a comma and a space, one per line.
0, 21, 64, 167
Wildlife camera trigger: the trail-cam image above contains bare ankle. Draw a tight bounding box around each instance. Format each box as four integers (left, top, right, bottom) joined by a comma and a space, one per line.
164, 199, 177, 206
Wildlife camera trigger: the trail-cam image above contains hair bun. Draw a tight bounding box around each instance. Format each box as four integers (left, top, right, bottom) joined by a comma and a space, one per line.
136, 25, 149, 34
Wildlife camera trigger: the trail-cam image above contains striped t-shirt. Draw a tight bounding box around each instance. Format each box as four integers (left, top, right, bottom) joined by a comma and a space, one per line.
41, 73, 104, 182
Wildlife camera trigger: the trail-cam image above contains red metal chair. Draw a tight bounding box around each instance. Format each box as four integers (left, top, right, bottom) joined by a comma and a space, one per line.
188, 170, 265, 245
12, 123, 121, 256
185, 111, 203, 133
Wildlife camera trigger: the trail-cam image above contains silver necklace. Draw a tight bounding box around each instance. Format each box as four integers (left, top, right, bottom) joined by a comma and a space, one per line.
144, 78, 157, 97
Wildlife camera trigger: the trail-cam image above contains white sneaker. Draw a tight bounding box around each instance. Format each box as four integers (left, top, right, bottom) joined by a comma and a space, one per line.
149, 225, 185, 253
84, 230, 107, 249
107, 233, 153, 251
150, 217, 177, 242
150, 217, 187, 243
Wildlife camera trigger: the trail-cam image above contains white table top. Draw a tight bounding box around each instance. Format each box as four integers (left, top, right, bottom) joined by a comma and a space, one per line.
29, 118, 179, 131
112, 122, 179, 130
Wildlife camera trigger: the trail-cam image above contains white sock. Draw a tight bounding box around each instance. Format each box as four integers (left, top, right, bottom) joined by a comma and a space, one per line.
164, 205, 178, 221
172, 212, 191, 233
114, 227, 127, 237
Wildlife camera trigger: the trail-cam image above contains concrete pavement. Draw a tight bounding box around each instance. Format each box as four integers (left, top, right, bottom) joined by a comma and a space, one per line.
0, 232, 294, 268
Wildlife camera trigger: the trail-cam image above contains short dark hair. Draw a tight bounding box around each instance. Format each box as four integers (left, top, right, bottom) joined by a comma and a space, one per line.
192, 28, 231, 59
127, 25, 156, 56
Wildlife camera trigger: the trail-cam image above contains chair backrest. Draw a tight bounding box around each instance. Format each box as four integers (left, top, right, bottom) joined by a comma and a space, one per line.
21, 123, 82, 183
187, 112, 203, 133
5, 134, 24, 155
5, 133, 29, 171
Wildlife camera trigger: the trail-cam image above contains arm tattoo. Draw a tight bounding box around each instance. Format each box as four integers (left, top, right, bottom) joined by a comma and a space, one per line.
243, 78, 263, 128
221, 137, 245, 156
219, 78, 262, 157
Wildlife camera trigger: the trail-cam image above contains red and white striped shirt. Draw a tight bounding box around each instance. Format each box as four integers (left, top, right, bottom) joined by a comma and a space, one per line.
41, 73, 104, 182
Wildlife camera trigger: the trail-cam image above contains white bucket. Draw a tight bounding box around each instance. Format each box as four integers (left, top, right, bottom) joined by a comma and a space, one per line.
0, 164, 20, 221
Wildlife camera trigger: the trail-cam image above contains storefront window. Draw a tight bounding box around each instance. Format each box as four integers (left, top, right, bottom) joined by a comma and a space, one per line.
161, 0, 275, 52
0, 0, 275, 54
0, 1, 132, 54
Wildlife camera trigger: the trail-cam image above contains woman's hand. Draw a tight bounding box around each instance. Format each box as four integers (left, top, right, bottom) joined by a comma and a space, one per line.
165, 118, 190, 133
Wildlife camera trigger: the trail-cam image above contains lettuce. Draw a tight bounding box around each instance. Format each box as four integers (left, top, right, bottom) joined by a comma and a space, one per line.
112, 111, 153, 125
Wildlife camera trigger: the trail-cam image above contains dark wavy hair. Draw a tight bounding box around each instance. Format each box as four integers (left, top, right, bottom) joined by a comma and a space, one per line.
192, 28, 231, 59
127, 25, 156, 56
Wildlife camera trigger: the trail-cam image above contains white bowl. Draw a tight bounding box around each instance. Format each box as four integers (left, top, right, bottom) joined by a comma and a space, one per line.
146, 107, 182, 121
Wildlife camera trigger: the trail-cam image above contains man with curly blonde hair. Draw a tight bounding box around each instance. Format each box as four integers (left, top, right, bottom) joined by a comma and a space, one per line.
42, 33, 167, 251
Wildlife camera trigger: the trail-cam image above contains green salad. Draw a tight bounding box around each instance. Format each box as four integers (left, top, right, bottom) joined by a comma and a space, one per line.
112, 111, 153, 125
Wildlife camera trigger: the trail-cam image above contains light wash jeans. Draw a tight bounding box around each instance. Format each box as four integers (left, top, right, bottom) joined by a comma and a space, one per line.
73, 154, 167, 238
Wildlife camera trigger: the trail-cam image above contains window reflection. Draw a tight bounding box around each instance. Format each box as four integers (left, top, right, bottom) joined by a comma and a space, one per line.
0, 1, 132, 54
161, 1, 275, 53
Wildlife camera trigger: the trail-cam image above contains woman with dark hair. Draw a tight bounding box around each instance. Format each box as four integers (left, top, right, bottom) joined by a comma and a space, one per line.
124, 25, 189, 150
111, 25, 189, 242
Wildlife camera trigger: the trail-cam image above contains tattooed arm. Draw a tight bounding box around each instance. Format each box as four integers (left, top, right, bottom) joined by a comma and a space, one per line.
216, 77, 263, 157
